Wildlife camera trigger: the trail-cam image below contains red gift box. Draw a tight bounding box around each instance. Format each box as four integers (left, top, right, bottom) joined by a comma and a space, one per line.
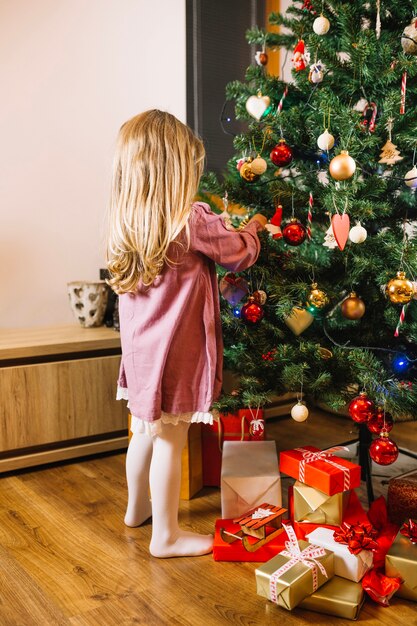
279, 446, 361, 496
202, 410, 265, 486
213, 518, 288, 562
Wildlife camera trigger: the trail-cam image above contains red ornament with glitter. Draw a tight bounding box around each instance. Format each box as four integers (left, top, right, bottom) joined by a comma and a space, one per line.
348, 391, 375, 423
367, 407, 394, 434
270, 139, 293, 167
282, 218, 307, 246
369, 431, 399, 466
240, 296, 264, 325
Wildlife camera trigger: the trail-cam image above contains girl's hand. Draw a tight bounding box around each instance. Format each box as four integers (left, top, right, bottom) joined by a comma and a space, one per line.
247, 213, 268, 229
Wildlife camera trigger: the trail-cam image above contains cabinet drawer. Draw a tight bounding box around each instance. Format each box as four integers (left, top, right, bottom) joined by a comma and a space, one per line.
0, 355, 126, 451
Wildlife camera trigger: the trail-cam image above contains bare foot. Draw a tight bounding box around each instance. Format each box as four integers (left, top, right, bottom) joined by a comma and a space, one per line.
150, 530, 213, 558
124, 499, 152, 528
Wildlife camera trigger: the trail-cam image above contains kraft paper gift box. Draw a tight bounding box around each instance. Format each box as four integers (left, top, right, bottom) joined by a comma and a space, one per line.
293, 481, 350, 527
305, 527, 373, 582
299, 575, 365, 620
385, 530, 417, 602
255, 529, 334, 610
221, 440, 281, 519
280, 446, 361, 496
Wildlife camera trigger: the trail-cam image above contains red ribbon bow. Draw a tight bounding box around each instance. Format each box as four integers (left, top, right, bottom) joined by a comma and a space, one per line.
400, 518, 417, 544
333, 521, 379, 554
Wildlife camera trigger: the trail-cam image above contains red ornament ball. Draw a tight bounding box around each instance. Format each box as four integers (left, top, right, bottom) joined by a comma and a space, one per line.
258, 52, 268, 66
282, 219, 307, 246
369, 432, 399, 466
348, 391, 375, 423
367, 407, 394, 434
241, 297, 264, 325
270, 139, 293, 167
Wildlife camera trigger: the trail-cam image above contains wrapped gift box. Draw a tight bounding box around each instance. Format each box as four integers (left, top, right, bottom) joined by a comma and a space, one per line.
305, 527, 373, 582
387, 470, 417, 525
213, 518, 288, 562
255, 534, 334, 610
221, 440, 281, 519
280, 446, 361, 496
293, 481, 350, 526
385, 530, 417, 602
202, 410, 264, 486
299, 575, 365, 620
290, 490, 368, 542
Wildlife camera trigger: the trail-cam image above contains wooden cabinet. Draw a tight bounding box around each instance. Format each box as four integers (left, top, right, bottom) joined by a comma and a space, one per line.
0, 325, 128, 472
0, 325, 202, 499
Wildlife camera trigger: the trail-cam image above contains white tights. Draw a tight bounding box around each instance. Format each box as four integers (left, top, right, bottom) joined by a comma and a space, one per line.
124, 421, 213, 558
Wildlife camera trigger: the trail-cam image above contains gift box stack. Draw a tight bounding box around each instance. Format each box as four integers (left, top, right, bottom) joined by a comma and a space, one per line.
211, 441, 417, 619
256, 445, 368, 619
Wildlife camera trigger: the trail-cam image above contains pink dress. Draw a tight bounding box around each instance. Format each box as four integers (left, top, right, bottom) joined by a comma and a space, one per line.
116, 201, 262, 436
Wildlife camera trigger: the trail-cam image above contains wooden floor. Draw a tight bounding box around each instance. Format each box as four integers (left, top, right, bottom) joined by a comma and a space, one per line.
1, 412, 417, 625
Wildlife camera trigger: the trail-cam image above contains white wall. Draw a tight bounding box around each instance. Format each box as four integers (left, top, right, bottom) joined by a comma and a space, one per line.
0, 0, 186, 328
279, 0, 293, 82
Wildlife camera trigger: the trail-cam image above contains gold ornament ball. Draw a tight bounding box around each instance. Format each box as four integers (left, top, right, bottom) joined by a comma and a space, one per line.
240, 161, 259, 183
386, 271, 414, 304
250, 156, 267, 175
253, 289, 267, 305
329, 150, 356, 181
307, 283, 329, 309
341, 292, 365, 319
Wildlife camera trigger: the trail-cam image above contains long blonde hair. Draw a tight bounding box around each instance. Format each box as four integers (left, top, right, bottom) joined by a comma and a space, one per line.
106, 110, 205, 293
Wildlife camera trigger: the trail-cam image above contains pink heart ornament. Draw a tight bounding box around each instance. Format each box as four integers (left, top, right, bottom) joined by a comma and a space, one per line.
331, 214, 350, 251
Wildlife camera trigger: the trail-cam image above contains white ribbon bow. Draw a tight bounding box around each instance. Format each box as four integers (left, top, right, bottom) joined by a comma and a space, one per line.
269, 524, 328, 604
295, 446, 351, 491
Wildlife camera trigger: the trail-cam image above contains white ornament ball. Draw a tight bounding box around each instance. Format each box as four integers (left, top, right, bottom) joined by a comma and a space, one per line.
313, 15, 330, 35
349, 222, 367, 244
405, 165, 417, 189
317, 129, 335, 151
291, 401, 309, 422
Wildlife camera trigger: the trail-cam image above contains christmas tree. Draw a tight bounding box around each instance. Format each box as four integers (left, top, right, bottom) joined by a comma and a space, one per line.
202, 1, 417, 430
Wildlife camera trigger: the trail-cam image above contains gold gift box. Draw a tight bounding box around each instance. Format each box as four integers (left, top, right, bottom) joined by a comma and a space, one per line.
299, 575, 365, 620
293, 481, 349, 526
255, 540, 334, 610
385, 531, 417, 602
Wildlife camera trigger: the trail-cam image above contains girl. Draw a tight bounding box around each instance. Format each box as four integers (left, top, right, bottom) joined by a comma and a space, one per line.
106, 110, 266, 558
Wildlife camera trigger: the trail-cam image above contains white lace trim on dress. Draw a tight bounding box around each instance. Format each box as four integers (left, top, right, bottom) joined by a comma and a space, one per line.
116, 385, 217, 438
